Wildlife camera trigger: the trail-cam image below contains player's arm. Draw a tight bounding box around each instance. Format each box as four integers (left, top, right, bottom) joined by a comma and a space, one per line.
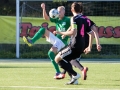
56, 27, 74, 36
55, 17, 75, 36
88, 31, 94, 49
61, 26, 71, 39
91, 25, 102, 51
41, 3, 50, 21
84, 31, 94, 54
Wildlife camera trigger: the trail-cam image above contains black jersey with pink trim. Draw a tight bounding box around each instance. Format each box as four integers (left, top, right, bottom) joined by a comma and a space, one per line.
81, 14, 96, 28
70, 14, 90, 49
81, 14, 96, 48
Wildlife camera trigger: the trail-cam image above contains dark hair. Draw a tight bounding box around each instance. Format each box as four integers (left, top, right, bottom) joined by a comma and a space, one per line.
78, 2, 83, 13
71, 2, 83, 13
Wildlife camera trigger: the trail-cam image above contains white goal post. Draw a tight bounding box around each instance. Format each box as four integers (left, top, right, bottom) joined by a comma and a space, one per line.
16, 0, 120, 58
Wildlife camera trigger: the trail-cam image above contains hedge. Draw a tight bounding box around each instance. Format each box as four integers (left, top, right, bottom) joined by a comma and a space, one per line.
0, 44, 119, 59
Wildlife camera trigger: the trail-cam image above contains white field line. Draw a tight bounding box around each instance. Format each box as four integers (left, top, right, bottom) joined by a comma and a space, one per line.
0, 86, 119, 90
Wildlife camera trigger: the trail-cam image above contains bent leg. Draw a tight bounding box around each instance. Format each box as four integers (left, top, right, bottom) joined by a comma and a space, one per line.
31, 27, 46, 43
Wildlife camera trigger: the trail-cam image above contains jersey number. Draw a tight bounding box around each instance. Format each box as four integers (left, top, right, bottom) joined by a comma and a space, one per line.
80, 24, 84, 37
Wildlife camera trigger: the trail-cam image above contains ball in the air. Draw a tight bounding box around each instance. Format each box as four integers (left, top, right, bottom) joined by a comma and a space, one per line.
49, 8, 59, 19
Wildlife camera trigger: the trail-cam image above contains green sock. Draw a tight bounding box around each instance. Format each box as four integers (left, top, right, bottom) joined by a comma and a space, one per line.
48, 51, 61, 73
31, 27, 45, 43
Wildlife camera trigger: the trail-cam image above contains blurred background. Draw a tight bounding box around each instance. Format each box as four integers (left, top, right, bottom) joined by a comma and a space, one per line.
0, 0, 120, 59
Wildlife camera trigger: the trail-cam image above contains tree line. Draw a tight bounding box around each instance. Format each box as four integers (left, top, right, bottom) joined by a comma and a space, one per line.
0, 0, 120, 16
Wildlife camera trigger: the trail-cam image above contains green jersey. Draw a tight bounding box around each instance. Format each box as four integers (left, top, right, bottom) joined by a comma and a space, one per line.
50, 16, 70, 45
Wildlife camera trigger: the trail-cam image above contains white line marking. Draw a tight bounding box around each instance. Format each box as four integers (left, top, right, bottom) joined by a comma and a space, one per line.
0, 86, 119, 90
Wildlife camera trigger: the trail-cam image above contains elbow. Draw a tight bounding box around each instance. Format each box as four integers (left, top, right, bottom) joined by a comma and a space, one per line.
44, 18, 49, 21
68, 31, 74, 36
43, 16, 50, 21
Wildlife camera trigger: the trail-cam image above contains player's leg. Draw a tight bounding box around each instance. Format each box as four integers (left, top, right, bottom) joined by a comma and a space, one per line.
62, 56, 88, 80
47, 33, 66, 79
23, 27, 46, 46
48, 47, 61, 78
55, 46, 80, 85
71, 57, 88, 80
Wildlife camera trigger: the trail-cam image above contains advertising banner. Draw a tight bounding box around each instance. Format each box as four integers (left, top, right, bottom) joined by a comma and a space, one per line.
0, 16, 120, 44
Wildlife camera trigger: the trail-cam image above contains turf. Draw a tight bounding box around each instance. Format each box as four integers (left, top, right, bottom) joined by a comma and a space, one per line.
0, 62, 120, 90
0, 16, 120, 44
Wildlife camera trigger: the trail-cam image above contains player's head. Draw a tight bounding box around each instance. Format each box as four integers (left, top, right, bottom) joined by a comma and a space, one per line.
71, 2, 83, 14
57, 6, 65, 18
78, 2, 83, 13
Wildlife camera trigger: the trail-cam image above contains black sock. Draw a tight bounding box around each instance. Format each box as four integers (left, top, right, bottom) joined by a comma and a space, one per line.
67, 72, 72, 79
58, 60, 77, 76
61, 70, 66, 74
70, 60, 84, 71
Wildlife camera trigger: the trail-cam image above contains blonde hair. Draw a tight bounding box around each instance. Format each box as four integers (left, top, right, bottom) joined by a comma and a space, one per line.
57, 6, 65, 10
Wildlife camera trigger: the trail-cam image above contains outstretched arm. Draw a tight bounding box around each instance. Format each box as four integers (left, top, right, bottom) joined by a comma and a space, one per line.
55, 17, 75, 36
61, 26, 71, 39
41, 3, 50, 20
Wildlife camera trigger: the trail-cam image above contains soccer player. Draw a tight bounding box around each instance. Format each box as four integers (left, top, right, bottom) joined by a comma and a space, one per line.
68, 3, 102, 80
54, 2, 94, 84
23, 3, 71, 79
58, 2, 102, 80
42, 3, 71, 79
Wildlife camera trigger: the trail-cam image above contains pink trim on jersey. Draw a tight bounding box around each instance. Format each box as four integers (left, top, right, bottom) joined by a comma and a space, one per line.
82, 15, 91, 26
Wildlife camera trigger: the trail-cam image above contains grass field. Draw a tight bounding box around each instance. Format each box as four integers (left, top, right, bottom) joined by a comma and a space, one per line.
0, 60, 120, 90
0, 16, 120, 44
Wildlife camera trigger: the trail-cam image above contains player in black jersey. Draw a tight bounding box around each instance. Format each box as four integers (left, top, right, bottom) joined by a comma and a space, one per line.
58, 2, 102, 81
54, 2, 93, 85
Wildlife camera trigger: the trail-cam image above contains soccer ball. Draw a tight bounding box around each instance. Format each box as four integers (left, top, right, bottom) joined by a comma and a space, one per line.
49, 8, 59, 19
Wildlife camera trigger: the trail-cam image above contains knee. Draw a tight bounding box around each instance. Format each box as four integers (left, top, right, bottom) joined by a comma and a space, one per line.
48, 51, 54, 61
48, 50, 51, 57
55, 53, 62, 63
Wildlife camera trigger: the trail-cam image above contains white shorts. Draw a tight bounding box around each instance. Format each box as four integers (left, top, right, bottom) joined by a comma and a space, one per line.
46, 32, 65, 52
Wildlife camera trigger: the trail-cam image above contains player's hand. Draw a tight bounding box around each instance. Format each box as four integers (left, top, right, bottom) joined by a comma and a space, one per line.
84, 47, 91, 54
54, 31, 60, 34
61, 35, 66, 39
41, 3, 45, 9
97, 44, 102, 52
53, 31, 56, 35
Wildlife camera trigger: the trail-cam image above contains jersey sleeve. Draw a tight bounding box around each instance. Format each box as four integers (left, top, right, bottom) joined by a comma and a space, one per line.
90, 20, 96, 28
86, 22, 92, 33
71, 17, 77, 29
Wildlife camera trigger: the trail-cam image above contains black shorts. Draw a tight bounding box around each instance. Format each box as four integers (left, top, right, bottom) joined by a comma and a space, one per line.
58, 45, 84, 61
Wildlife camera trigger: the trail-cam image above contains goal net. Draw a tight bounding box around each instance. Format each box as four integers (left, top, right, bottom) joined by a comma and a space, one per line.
18, 0, 120, 59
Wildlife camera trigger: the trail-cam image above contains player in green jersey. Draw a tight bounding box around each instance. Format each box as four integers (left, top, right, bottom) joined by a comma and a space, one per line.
42, 4, 71, 79
23, 3, 71, 79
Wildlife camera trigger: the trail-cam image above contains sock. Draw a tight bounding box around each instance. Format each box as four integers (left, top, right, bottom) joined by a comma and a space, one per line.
31, 27, 45, 43
70, 60, 84, 71
67, 72, 72, 79
48, 51, 61, 73
61, 70, 66, 74
58, 60, 77, 76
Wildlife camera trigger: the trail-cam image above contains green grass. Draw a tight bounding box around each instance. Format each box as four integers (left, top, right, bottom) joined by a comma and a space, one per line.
0, 61, 120, 90
0, 16, 120, 44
